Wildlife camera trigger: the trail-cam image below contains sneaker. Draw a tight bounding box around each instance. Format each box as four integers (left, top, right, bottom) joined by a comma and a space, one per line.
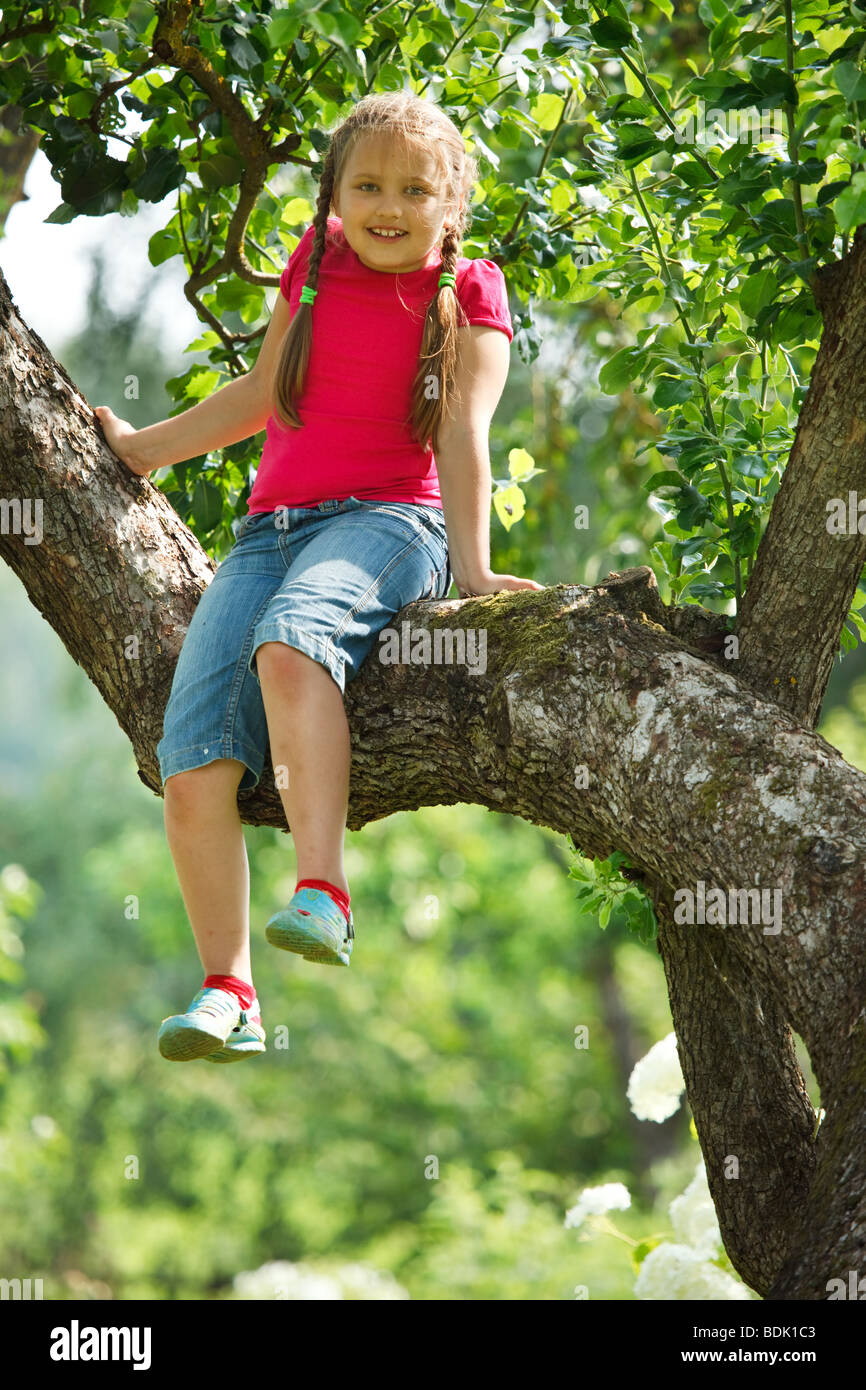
204, 1001, 267, 1063
158, 986, 243, 1062
265, 887, 354, 967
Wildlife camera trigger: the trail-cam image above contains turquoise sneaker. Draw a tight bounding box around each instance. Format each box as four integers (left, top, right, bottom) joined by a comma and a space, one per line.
204, 1001, 266, 1063
158, 986, 243, 1061
265, 887, 354, 967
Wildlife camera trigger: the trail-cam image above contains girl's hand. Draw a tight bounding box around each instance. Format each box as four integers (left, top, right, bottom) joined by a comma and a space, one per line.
457, 570, 545, 598
93, 405, 147, 474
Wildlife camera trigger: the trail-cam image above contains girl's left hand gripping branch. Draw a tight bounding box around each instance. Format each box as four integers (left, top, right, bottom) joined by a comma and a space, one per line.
93, 405, 146, 474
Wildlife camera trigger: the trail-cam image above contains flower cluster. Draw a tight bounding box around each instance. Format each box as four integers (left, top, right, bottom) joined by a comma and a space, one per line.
233, 1259, 410, 1300
626, 1031, 685, 1122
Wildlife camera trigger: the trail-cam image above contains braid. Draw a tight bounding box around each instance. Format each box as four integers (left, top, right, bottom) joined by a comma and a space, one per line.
271, 154, 336, 430
408, 214, 469, 453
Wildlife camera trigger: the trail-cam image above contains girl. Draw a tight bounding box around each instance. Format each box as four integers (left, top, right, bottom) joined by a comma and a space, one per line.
94, 90, 543, 1064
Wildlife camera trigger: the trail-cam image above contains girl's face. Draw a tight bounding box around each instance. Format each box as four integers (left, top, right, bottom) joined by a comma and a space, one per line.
332, 132, 461, 273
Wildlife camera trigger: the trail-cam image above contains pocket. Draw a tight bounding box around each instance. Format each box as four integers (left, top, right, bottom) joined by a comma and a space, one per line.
354, 499, 425, 533
414, 505, 448, 544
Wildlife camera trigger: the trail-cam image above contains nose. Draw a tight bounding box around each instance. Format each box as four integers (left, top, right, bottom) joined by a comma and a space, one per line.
374, 194, 403, 220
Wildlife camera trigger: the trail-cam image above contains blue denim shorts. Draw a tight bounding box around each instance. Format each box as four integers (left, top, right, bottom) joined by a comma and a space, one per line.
156, 495, 451, 792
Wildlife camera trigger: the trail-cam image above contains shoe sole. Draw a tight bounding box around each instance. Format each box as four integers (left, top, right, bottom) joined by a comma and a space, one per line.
158, 1019, 229, 1061
205, 1023, 267, 1063
265, 912, 351, 966
204, 1041, 267, 1063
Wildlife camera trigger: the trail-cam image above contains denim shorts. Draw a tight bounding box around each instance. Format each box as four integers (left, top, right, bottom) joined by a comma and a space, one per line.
156, 495, 451, 792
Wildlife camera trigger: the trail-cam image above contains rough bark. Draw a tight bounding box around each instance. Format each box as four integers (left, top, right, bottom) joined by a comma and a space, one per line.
2, 238, 866, 1299
0, 104, 41, 231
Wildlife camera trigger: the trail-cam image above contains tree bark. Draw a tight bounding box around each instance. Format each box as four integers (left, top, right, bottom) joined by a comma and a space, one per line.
0, 104, 41, 231
2, 247, 866, 1298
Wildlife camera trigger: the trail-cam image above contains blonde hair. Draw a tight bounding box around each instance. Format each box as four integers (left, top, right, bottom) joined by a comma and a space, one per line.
271, 91, 479, 452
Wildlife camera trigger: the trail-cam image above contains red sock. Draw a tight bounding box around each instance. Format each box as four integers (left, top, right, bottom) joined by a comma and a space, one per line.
203, 974, 256, 1010
295, 878, 351, 924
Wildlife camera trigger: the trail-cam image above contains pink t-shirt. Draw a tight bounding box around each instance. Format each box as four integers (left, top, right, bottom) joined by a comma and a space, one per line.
247, 216, 513, 513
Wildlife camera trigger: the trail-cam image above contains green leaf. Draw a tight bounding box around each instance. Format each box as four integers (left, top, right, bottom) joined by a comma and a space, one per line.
834, 60, 866, 103
644, 470, 686, 491
653, 377, 692, 408
493, 484, 526, 531
550, 180, 572, 213
191, 476, 224, 533
44, 202, 77, 224
817, 179, 851, 207
508, 447, 536, 481
599, 346, 646, 394
280, 197, 314, 226
731, 453, 770, 479
308, 7, 363, 53
132, 146, 185, 202
836, 172, 866, 232
198, 153, 244, 190
59, 145, 128, 213
148, 226, 181, 266
589, 16, 634, 49
530, 93, 566, 131
632, 1237, 662, 1272
738, 268, 777, 318
220, 24, 265, 74
615, 123, 663, 166
675, 159, 716, 188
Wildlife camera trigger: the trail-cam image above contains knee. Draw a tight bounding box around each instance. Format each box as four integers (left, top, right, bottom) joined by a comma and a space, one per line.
255, 641, 317, 683
163, 762, 242, 815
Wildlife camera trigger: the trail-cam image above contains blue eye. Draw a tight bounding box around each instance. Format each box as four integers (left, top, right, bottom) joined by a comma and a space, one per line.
357, 183, 428, 195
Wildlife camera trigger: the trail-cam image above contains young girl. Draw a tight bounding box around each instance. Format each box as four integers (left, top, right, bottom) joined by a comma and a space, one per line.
94, 90, 543, 1064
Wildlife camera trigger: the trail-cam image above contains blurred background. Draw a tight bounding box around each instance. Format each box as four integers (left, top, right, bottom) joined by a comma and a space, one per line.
2, 135, 864, 1302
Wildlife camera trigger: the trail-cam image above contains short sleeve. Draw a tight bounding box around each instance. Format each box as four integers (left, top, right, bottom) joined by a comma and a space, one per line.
280, 224, 316, 306
456, 258, 513, 342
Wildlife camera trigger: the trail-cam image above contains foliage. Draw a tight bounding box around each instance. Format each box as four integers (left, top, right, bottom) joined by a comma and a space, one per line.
568, 845, 658, 942
4, 0, 866, 636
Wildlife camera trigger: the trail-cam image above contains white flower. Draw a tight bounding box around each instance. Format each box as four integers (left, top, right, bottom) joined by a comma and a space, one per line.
634, 1243, 753, 1300
234, 1261, 343, 1300
669, 1161, 722, 1258
627, 1032, 685, 1122
233, 1259, 410, 1301
336, 1263, 410, 1300
0, 864, 29, 895
576, 184, 611, 213
564, 1181, 631, 1229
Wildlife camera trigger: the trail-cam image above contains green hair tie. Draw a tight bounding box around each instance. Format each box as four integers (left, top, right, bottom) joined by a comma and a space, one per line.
299, 285, 317, 305
438, 272, 456, 290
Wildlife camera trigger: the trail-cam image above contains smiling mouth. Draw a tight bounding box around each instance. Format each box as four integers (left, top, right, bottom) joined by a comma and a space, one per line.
368, 228, 408, 239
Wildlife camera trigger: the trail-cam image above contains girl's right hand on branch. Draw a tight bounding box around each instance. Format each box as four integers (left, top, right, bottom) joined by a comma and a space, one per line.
93, 405, 148, 475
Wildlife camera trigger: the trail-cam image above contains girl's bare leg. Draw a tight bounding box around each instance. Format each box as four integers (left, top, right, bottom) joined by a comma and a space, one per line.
255, 642, 351, 896
162, 759, 253, 983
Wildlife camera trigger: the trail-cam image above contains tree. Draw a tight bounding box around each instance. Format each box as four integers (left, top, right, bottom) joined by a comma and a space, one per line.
2, 0, 866, 1299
